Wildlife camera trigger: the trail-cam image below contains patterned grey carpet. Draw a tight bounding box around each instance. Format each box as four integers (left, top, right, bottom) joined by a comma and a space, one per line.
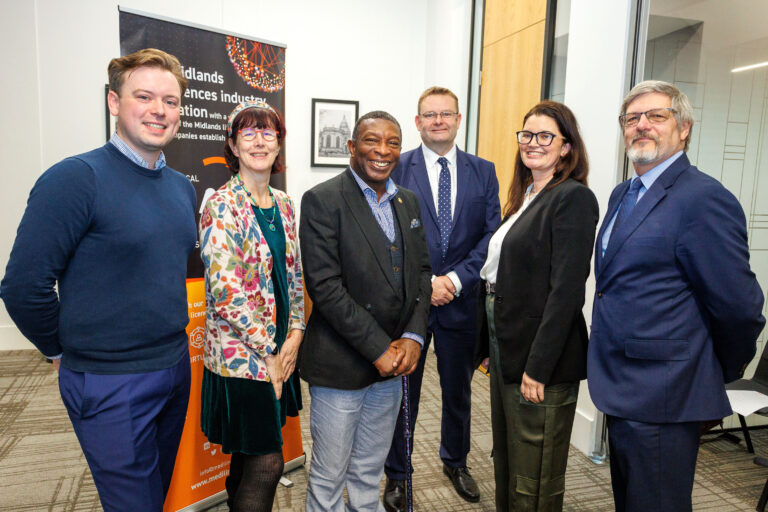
1, 348, 767, 511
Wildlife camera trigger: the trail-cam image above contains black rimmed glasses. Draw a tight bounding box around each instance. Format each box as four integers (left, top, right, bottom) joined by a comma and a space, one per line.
420, 111, 458, 121
516, 130, 560, 146
619, 108, 676, 128
239, 127, 279, 141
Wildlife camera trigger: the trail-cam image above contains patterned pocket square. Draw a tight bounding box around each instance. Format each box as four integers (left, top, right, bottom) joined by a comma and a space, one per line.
410, 219, 420, 229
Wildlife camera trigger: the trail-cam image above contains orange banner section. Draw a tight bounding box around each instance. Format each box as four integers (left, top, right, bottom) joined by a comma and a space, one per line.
164, 279, 230, 511
164, 279, 304, 511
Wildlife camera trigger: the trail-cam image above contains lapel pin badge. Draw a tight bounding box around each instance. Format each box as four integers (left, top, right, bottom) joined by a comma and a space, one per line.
397, 197, 403, 203
410, 219, 420, 228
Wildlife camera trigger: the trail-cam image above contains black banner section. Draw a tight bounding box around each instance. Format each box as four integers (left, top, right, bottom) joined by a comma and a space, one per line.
119, 9, 287, 278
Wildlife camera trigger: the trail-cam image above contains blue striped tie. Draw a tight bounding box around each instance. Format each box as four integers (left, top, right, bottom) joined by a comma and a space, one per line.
613, 177, 643, 230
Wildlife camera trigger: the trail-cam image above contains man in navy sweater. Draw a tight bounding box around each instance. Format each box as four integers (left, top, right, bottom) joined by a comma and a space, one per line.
0, 49, 197, 511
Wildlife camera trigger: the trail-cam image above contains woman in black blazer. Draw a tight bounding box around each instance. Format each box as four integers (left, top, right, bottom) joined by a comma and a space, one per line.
480, 101, 598, 511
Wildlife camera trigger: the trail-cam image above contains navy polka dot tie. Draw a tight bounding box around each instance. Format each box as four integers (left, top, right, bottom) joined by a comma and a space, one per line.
437, 157, 452, 260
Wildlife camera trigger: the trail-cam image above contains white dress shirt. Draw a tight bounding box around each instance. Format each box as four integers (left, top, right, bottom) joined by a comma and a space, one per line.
422, 144, 458, 219
480, 185, 537, 285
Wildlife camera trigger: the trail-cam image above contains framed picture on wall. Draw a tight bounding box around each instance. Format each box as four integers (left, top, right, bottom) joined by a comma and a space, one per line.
311, 98, 358, 167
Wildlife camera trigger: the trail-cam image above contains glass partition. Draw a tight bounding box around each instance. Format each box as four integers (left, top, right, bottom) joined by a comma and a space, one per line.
545, 0, 570, 102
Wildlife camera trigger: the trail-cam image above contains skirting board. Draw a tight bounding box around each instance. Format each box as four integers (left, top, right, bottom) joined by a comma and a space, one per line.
570, 407, 596, 457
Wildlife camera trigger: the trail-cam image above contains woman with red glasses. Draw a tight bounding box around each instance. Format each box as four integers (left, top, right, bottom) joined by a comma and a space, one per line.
199, 100, 305, 511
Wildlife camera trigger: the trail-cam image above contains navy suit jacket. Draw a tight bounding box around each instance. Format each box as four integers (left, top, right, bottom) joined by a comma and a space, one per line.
587, 153, 765, 423
391, 146, 500, 330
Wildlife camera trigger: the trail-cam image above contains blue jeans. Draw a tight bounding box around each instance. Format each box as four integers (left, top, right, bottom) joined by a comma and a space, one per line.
306, 378, 403, 512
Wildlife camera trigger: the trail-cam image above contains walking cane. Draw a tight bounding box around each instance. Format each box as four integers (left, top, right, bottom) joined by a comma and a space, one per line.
402, 374, 414, 512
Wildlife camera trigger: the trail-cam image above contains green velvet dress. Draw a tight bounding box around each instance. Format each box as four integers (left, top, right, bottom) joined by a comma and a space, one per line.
201, 202, 302, 455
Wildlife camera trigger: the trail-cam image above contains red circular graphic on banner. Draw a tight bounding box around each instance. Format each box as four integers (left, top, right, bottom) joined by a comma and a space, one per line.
226, 36, 286, 92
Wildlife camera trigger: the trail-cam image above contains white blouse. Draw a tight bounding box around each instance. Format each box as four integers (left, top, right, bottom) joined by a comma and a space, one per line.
480, 186, 537, 285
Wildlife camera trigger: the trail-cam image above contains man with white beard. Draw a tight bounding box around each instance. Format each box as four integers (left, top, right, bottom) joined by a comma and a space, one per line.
587, 80, 765, 512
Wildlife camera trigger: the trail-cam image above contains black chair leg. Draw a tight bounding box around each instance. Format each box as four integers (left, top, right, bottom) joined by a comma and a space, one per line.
740, 414, 755, 453
757, 477, 768, 512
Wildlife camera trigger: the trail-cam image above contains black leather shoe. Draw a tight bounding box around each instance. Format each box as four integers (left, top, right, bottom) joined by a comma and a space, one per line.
443, 465, 480, 503
383, 477, 406, 512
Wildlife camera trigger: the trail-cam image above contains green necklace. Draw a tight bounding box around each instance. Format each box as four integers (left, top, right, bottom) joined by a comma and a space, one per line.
237, 174, 277, 231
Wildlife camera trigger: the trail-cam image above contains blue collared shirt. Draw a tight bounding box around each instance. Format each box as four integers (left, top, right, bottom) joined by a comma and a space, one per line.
601, 151, 684, 256
349, 166, 399, 241
109, 133, 167, 170
348, 168, 424, 349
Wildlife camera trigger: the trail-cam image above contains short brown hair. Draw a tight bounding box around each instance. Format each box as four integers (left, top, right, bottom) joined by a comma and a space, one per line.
224, 107, 287, 175
505, 101, 589, 217
417, 86, 459, 114
108, 48, 187, 95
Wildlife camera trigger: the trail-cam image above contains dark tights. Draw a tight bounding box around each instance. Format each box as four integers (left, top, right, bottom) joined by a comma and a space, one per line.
226, 451, 284, 511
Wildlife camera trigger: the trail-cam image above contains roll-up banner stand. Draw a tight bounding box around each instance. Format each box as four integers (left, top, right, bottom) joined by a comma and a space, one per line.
118, 8, 302, 511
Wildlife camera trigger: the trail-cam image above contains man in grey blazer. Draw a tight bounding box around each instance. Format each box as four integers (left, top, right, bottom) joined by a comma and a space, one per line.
299, 111, 432, 511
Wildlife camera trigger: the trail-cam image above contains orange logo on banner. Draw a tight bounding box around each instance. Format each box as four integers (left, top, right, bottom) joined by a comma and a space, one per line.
164, 279, 304, 511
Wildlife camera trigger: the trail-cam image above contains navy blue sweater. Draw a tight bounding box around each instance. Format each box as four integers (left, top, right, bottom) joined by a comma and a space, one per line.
1, 144, 197, 373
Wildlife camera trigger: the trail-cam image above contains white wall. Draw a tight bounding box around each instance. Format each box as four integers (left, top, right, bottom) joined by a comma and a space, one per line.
563, 0, 634, 456
0, 2, 43, 349
0, 0, 473, 350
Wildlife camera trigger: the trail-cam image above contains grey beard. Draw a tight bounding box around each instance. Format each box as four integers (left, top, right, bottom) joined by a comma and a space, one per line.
626, 140, 659, 165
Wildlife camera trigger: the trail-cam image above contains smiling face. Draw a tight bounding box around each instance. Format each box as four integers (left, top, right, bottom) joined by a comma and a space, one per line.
415, 94, 461, 155
107, 66, 181, 165
519, 114, 571, 177
228, 121, 280, 176
623, 92, 690, 175
348, 118, 402, 195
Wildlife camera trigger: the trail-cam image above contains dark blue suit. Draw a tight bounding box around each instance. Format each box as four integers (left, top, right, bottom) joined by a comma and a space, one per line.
385, 146, 500, 478
588, 153, 765, 511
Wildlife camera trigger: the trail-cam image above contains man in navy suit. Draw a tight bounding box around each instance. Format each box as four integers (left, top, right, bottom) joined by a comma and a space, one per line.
383, 86, 500, 510
588, 80, 765, 512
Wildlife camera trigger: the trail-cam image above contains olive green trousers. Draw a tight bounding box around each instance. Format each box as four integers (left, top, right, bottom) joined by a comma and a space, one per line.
486, 295, 579, 512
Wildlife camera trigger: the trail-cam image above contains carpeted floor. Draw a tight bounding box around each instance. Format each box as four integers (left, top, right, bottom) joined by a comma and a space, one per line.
1, 348, 767, 511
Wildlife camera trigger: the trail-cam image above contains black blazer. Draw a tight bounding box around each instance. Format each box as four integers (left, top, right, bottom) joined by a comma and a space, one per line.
491, 178, 598, 386
298, 169, 432, 390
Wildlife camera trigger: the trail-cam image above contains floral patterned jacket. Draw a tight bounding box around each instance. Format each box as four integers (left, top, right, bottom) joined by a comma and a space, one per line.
199, 176, 305, 381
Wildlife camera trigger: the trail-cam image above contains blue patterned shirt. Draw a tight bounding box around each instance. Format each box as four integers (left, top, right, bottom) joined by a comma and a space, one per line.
109, 133, 167, 170
348, 167, 424, 349
349, 167, 398, 242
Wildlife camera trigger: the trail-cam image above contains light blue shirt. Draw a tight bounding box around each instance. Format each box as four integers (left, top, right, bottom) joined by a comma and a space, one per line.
109, 132, 167, 170
348, 168, 424, 350
349, 167, 398, 242
601, 151, 684, 256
